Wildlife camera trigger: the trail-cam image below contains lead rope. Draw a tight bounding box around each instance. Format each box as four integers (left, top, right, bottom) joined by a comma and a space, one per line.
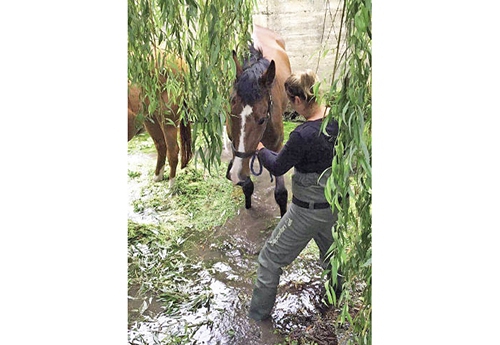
250, 154, 263, 176
250, 153, 274, 182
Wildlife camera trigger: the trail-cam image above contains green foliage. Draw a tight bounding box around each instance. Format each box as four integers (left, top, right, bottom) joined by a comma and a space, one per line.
128, 0, 255, 172
322, 0, 372, 343
128, 219, 215, 345
128, 220, 201, 313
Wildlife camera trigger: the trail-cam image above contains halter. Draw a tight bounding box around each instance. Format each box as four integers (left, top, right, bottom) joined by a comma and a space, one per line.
231, 92, 273, 177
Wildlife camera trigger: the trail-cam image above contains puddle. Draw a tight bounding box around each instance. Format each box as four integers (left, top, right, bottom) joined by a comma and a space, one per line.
128, 136, 339, 344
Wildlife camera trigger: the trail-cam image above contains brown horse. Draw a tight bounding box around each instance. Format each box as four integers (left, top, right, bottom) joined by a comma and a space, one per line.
128, 57, 192, 188
226, 25, 291, 217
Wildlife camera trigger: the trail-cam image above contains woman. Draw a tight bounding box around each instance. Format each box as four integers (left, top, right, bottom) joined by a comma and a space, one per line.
248, 70, 340, 321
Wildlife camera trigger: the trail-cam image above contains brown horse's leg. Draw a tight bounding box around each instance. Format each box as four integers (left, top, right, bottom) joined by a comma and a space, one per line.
274, 175, 288, 217
237, 177, 254, 209
164, 123, 180, 189
144, 116, 167, 182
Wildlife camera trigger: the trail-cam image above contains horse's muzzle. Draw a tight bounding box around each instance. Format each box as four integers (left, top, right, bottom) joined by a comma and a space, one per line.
226, 157, 250, 184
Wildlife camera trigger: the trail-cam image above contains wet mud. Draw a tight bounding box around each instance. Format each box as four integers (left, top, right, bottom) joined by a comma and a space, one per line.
128, 142, 337, 345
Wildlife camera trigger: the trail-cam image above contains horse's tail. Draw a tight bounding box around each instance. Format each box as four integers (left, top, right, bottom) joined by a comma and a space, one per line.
179, 117, 192, 169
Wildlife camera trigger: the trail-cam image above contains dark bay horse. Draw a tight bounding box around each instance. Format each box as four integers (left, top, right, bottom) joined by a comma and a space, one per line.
226, 25, 291, 217
128, 57, 192, 188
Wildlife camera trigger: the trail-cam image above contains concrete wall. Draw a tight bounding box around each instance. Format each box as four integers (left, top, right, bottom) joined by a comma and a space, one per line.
253, 0, 345, 90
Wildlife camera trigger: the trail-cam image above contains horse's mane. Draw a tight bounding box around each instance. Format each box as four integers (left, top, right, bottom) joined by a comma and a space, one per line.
235, 44, 270, 106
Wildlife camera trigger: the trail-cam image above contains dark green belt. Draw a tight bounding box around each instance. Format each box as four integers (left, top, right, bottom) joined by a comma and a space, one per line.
292, 196, 330, 209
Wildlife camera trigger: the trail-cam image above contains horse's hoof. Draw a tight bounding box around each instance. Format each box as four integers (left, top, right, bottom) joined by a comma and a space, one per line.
168, 178, 175, 189
153, 174, 164, 182
153, 166, 165, 182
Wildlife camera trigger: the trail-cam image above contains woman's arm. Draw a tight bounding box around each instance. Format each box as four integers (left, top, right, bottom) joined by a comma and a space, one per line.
257, 131, 304, 176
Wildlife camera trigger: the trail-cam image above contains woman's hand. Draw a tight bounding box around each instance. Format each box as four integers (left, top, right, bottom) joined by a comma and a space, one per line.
256, 142, 265, 151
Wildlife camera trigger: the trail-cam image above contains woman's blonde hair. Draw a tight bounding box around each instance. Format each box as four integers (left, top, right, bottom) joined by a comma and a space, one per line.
284, 69, 319, 104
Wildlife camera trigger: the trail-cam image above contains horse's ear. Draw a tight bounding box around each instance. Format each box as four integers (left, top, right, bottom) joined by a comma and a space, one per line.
259, 60, 276, 89
232, 50, 243, 78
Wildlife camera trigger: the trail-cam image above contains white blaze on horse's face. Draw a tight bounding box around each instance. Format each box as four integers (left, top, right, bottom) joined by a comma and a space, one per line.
229, 104, 253, 184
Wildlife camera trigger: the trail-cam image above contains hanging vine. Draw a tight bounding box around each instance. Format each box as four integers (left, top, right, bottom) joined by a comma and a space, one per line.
322, 0, 372, 343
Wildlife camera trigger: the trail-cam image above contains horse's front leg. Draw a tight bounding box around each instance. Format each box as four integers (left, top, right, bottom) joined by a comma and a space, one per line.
227, 156, 254, 210
144, 117, 167, 182
274, 175, 288, 217
237, 177, 254, 209
164, 124, 180, 189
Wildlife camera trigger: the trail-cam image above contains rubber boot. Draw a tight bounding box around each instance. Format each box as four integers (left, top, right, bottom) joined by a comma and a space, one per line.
248, 285, 277, 321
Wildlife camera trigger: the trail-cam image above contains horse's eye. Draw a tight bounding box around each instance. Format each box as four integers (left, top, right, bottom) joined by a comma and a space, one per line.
257, 117, 266, 125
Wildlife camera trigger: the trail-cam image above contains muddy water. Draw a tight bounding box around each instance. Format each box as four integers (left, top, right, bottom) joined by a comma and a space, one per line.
128, 142, 331, 345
